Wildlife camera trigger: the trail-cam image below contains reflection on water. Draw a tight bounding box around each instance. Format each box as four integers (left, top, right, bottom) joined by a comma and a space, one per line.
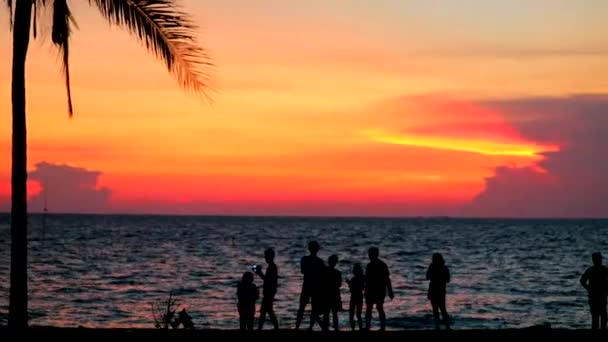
0, 214, 605, 329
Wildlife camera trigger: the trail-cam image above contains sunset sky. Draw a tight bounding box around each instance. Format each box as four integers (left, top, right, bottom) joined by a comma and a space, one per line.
1, 0, 608, 217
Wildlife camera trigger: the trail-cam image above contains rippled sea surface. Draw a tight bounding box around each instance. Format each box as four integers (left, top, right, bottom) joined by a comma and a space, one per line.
0, 214, 607, 330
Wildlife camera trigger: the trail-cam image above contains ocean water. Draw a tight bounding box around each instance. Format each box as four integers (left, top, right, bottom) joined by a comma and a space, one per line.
0, 214, 607, 330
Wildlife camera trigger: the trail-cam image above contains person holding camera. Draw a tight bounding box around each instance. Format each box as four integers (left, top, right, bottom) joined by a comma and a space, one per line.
254, 248, 279, 330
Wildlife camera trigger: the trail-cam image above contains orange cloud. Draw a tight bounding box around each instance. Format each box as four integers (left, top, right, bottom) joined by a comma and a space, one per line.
362, 96, 560, 167
362, 128, 558, 158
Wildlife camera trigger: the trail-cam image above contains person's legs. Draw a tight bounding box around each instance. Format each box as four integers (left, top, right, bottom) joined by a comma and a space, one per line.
365, 300, 373, 330
439, 300, 450, 329
592, 313, 600, 330
431, 301, 440, 330
320, 301, 329, 331
268, 299, 279, 330
239, 315, 246, 331
296, 289, 309, 330
591, 298, 600, 330
332, 306, 339, 330
248, 311, 255, 331
377, 302, 386, 332
601, 298, 607, 330
238, 305, 246, 331
310, 293, 324, 330
356, 302, 363, 330
349, 300, 355, 330
309, 305, 318, 330
258, 297, 268, 330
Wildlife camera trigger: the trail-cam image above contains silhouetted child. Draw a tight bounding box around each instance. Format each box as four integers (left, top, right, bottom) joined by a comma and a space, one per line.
365, 247, 393, 331
296, 240, 326, 330
346, 263, 365, 330
324, 254, 342, 331
237, 272, 259, 331
580, 252, 608, 330
255, 248, 279, 330
426, 253, 450, 330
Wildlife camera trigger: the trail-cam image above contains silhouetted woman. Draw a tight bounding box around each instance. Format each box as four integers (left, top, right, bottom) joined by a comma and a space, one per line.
426, 253, 450, 330
237, 272, 259, 331
346, 263, 365, 330
325, 254, 342, 331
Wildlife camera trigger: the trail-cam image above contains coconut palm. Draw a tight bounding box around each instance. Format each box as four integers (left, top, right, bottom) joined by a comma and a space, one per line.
4, 0, 212, 328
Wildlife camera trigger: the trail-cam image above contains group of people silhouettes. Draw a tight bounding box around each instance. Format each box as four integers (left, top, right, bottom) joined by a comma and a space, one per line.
237, 240, 450, 331
238, 241, 607, 331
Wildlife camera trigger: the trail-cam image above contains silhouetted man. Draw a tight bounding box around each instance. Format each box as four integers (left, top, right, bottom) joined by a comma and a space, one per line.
581, 252, 608, 329
365, 247, 393, 331
296, 240, 326, 330
255, 248, 279, 330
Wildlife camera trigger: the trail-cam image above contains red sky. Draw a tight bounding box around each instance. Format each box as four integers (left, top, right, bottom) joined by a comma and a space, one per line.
1, 1, 607, 217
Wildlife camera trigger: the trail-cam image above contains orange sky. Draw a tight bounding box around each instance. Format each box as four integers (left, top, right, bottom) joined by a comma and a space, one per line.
1, 1, 606, 216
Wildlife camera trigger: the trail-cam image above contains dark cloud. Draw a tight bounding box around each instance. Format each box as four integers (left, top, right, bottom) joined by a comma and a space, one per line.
464, 95, 608, 218
29, 162, 112, 213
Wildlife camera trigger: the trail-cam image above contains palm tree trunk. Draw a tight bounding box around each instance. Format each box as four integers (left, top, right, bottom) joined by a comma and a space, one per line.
9, 0, 33, 329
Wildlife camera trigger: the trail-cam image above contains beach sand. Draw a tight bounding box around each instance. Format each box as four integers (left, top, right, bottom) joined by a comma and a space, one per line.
2, 327, 608, 341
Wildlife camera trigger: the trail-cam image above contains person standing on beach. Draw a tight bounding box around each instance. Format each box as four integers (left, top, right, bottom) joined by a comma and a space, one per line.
365, 247, 394, 331
580, 252, 608, 329
324, 254, 343, 331
346, 263, 365, 330
255, 248, 279, 330
237, 272, 259, 331
426, 253, 451, 330
296, 240, 326, 330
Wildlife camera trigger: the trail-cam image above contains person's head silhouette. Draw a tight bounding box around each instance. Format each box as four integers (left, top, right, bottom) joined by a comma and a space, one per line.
368, 247, 379, 261
242, 271, 254, 285
328, 254, 338, 268
353, 263, 363, 277
308, 240, 320, 256
265, 248, 275, 264
592, 252, 603, 267
432, 253, 445, 266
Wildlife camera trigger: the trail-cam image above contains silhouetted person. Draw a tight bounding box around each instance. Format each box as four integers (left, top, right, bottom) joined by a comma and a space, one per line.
255, 248, 280, 330
237, 272, 259, 331
365, 247, 393, 331
323, 254, 342, 331
346, 263, 365, 330
296, 240, 326, 330
427, 253, 450, 330
580, 252, 608, 329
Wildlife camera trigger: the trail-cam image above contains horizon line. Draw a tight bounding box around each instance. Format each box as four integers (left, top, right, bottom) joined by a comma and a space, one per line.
1, 211, 607, 220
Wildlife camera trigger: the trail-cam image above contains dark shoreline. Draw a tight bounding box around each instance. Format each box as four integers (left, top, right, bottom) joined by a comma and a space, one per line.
2, 327, 608, 340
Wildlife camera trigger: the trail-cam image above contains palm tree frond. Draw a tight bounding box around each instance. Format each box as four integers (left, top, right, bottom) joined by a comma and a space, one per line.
6, 0, 13, 29
33, 0, 37, 38
90, 0, 212, 95
52, 0, 76, 116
